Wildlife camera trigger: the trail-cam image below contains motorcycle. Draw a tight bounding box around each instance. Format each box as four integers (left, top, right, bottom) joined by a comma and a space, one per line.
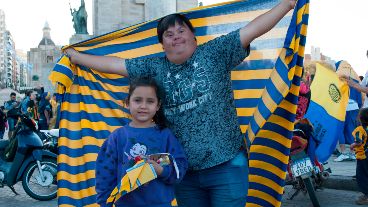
285, 119, 331, 207
39, 129, 59, 154
0, 113, 57, 201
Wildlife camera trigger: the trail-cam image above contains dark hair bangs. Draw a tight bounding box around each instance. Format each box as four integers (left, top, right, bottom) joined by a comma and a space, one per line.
157, 13, 195, 43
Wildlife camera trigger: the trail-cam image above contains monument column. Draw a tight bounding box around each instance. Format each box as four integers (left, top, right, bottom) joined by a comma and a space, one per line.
145, 0, 176, 21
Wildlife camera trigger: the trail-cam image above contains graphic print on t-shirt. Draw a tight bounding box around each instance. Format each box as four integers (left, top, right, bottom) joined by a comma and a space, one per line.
163, 61, 212, 116
124, 143, 147, 160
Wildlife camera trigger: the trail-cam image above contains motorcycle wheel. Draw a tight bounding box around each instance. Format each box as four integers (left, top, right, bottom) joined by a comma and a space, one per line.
302, 177, 320, 207
22, 158, 57, 201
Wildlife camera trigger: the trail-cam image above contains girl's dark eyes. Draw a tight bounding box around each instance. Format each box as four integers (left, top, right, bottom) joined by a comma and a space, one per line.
132, 99, 156, 103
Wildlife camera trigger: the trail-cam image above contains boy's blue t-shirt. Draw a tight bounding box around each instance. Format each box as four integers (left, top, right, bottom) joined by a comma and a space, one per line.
95, 124, 188, 207
126, 29, 249, 170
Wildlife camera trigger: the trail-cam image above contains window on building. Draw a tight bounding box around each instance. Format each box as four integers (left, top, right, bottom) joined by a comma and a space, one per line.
47, 56, 53, 63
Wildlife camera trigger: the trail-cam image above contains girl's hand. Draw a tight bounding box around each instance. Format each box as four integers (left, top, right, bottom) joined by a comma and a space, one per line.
147, 159, 164, 176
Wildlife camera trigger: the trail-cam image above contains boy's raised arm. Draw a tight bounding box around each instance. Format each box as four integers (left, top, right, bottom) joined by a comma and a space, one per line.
65, 48, 128, 77
239, 0, 296, 48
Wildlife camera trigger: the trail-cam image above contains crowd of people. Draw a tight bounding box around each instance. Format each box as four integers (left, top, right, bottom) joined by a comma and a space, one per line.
0, 87, 58, 140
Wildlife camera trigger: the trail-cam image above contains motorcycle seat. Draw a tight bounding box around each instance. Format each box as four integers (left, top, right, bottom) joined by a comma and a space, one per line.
0, 140, 10, 150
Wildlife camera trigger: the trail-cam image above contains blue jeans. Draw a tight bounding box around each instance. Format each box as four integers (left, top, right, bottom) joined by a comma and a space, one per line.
7, 118, 17, 131
175, 151, 248, 207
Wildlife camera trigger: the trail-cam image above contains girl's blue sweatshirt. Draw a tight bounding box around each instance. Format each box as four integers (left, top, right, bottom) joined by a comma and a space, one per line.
95, 124, 188, 207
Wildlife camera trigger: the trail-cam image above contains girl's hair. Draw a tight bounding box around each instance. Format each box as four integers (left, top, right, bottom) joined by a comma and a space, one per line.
126, 76, 166, 130
359, 108, 368, 128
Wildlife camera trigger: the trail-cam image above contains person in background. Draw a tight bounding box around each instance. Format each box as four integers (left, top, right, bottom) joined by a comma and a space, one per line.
0, 106, 7, 139
21, 90, 32, 116
359, 70, 368, 109
357, 50, 368, 109
27, 91, 39, 121
4, 92, 20, 139
351, 108, 368, 205
38, 92, 52, 130
296, 70, 311, 120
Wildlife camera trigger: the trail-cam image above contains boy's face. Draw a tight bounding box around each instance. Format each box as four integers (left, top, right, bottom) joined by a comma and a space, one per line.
127, 86, 160, 126
161, 22, 197, 57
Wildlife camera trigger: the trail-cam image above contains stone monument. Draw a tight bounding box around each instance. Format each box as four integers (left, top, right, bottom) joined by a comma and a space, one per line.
92, 0, 198, 36
69, 0, 92, 44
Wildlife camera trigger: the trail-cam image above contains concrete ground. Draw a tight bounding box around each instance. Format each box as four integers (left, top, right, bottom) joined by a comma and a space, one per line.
0, 128, 360, 206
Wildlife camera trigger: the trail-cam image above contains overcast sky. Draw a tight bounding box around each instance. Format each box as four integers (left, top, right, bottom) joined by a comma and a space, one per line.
0, 0, 367, 75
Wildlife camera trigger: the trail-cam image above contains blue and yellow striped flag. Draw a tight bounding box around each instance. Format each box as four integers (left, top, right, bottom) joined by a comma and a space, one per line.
50, 0, 309, 206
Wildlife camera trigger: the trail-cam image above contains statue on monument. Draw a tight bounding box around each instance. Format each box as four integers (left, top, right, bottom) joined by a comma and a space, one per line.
69, 0, 88, 34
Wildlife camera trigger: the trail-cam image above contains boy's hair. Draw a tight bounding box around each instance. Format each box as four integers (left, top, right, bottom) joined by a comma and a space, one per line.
10, 92, 16, 97
157, 13, 195, 44
359, 108, 368, 128
127, 76, 166, 129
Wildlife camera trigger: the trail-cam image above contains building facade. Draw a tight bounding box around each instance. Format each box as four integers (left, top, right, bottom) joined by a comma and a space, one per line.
92, 0, 198, 36
16, 50, 30, 90
0, 10, 6, 88
4, 30, 16, 89
28, 22, 62, 93
304, 46, 336, 70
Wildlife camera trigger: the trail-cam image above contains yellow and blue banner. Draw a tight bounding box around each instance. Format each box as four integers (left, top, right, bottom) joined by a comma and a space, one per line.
50, 0, 309, 206
304, 63, 349, 162
106, 160, 157, 205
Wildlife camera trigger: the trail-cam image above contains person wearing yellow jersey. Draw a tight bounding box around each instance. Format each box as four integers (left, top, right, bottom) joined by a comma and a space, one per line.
351, 108, 368, 205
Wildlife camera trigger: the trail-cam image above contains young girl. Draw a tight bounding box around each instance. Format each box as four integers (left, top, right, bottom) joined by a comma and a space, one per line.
351, 108, 368, 205
95, 77, 188, 207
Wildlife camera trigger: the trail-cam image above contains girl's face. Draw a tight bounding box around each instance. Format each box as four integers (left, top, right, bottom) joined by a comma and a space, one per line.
127, 86, 160, 127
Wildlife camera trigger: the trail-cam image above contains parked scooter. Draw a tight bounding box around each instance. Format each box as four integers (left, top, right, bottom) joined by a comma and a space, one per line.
39, 129, 59, 154
0, 113, 57, 201
285, 119, 331, 207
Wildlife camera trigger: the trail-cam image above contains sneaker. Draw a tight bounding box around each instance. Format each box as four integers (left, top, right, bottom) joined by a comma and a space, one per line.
334, 153, 350, 162
355, 194, 368, 205
332, 149, 341, 156
349, 153, 357, 160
